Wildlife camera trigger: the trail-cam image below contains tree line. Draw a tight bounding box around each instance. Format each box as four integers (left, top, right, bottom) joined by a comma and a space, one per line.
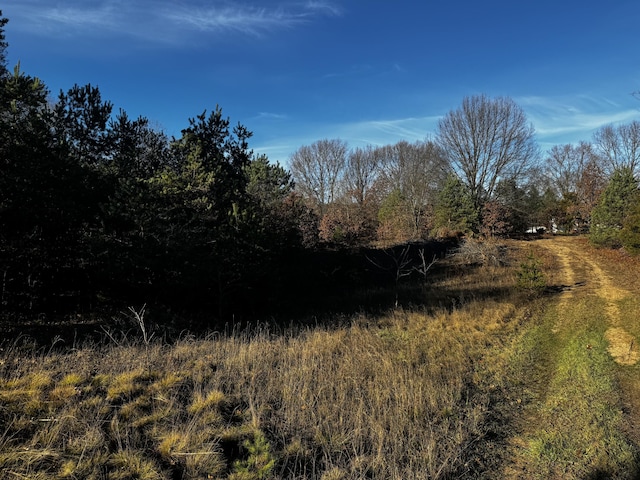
290, 99, 640, 251
1, 10, 639, 328
0, 12, 320, 325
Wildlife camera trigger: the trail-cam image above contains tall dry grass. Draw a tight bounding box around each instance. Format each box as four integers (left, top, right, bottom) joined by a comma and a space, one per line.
0, 239, 539, 479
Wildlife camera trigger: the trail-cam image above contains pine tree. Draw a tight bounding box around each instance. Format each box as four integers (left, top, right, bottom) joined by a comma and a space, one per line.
620, 197, 640, 255
590, 167, 639, 247
432, 174, 478, 236
0, 11, 8, 75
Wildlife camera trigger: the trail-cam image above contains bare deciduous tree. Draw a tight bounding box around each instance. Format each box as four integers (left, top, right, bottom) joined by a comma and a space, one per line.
544, 141, 599, 199
576, 156, 607, 226
290, 138, 347, 215
378, 140, 449, 238
593, 120, 640, 176
344, 145, 380, 206
316, 145, 381, 245
436, 95, 538, 209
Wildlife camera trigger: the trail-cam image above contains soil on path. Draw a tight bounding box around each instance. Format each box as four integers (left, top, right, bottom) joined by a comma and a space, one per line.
502, 236, 640, 479
538, 236, 638, 365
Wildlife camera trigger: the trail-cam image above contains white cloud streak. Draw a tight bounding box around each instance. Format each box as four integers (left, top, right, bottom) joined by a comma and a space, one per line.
6, 0, 342, 42
7, 2, 123, 34
254, 94, 640, 163
304, 1, 343, 17
165, 5, 306, 36
255, 112, 288, 120
518, 94, 640, 150
253, 115, 441, 163
341, 117, 440, 144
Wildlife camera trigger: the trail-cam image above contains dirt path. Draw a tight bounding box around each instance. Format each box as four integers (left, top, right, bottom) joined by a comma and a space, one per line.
502, 236, 640, 479
538, 236, 638, 365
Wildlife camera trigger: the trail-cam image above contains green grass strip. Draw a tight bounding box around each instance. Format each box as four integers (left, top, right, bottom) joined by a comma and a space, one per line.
524, 296, 638, 479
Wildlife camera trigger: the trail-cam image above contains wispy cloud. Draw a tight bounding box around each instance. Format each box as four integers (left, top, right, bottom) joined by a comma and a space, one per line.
6, 0, 342, 42
253, 115, 441, 162
344, 117, 439, 144
254, 95, 640, 163
255, 112, 288, 120
518, 94, 640, 149
165, 5, 305, 36
304, 1, 343, 17
38, 7, 115, 29
7, 1, 123, 34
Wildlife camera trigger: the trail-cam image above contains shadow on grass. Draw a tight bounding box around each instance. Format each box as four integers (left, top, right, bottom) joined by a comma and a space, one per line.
0, 238, 566, 348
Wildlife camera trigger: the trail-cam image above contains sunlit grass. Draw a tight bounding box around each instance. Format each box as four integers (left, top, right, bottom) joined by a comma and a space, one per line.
515, 296, 638, 479
0, 303, 528, 479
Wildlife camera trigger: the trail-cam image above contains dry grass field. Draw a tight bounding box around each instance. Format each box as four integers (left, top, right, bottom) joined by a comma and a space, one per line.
1, 237, 639, 479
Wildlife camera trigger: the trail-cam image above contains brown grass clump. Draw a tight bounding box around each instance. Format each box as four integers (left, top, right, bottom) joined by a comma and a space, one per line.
0, 305, 527, 479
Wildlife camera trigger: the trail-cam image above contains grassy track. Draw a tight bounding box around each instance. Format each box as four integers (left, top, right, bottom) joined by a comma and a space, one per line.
501, 237, 640, 479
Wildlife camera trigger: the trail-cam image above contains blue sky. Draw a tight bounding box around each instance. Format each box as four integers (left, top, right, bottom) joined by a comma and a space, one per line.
4, 1, 640, 164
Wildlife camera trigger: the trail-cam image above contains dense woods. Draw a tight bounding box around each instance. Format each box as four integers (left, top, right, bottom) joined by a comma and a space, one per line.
1, 10, 639, 330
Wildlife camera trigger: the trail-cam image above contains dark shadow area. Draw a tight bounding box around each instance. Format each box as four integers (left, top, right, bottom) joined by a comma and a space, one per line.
1, 234, 580, 350
0, 240, 461, 346
544, 280, 588, 295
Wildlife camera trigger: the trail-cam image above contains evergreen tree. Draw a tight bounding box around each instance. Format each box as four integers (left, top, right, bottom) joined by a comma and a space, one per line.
590, 167, 639, 247
523, 184, 547, 229
134, 108, 257, 319
53, 84, 114, 168
432, 174, 478, 236
620, 198, 640, 255
0, 11, 8, 76
244, 154, 307, 248
92, 110, 173, 305
0, 65, 98, 313
109, 109, 170, 179
171, 107, 252, 206
245, 154, 293, 210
